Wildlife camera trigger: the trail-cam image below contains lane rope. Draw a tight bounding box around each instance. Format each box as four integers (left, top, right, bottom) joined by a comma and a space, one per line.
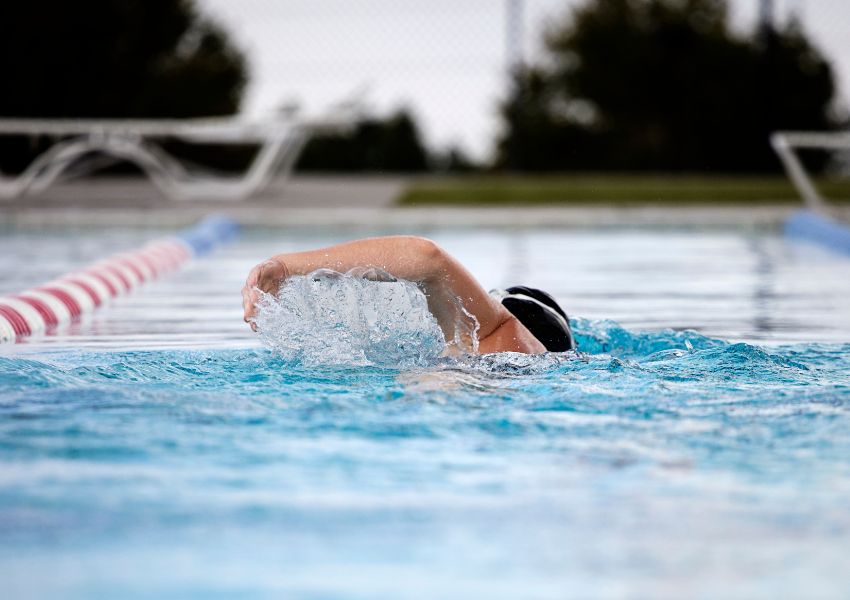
0, 214, 238, 344
784, 209, 850, 255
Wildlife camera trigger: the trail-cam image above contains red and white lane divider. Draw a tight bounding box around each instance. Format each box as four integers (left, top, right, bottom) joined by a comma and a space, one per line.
0, 238, 192, 344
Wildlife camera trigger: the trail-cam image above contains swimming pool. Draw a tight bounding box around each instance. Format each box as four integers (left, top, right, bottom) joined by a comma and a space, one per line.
1, 225, 849, 598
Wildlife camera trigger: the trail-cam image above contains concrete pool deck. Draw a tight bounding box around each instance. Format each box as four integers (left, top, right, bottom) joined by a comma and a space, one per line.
1, 175, 846, 228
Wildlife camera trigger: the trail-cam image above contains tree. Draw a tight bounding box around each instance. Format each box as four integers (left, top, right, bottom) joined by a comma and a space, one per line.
496, 0, 839, 172
0, 1, 248, 172
0, 0, 247, 118
297, 109, 431, 173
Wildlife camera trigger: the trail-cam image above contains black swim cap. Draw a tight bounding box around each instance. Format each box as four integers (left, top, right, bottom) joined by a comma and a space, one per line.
494, 286, 576, 352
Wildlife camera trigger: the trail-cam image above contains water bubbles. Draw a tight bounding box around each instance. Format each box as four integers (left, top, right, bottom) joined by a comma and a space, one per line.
253, 268, 446, 367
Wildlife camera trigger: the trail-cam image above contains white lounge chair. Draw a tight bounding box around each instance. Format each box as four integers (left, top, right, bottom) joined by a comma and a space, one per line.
771, 130, 850, 211
0, 106, 357, 201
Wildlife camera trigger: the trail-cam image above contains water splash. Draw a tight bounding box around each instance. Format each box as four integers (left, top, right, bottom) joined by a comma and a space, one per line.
253, 268, 446, 367
571, 318, 727, 357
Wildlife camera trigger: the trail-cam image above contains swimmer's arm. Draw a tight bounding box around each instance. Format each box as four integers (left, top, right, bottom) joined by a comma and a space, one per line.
241, 236, 544, 353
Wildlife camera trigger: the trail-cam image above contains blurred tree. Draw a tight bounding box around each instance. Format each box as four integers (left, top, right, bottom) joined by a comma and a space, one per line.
297, 109, 430, 173
0, 0, 247, 118
432, 145, 480, 173
0, 0, 247, 172
496, 0, 839, 172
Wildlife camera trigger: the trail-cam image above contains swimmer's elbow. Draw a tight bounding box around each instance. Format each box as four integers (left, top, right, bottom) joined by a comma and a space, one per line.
403, 236, 449, 275
406, 236, 442, 259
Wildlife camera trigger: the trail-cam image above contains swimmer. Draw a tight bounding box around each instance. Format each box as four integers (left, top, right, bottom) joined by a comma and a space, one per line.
242, 236, 575, 354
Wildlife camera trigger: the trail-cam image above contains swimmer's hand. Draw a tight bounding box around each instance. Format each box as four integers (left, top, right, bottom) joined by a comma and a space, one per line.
242, 258, 290, 330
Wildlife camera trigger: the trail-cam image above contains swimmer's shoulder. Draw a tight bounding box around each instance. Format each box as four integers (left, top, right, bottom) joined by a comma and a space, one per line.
478, 311, 547, 355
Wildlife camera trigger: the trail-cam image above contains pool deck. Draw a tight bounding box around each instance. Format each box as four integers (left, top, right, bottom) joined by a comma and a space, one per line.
2, 175, 845, 229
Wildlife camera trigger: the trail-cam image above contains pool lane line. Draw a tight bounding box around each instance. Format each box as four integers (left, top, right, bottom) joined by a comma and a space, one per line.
0, 214, 238, 344
785, 209, 850, 255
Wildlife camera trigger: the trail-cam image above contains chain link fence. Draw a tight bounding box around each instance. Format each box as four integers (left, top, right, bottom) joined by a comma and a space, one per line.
198, 0, 849, 164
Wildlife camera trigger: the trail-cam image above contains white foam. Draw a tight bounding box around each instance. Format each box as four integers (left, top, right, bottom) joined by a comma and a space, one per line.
253, 268, 446, 367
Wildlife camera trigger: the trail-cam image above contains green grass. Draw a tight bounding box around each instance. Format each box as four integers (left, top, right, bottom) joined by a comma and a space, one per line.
396, 174, 850, 206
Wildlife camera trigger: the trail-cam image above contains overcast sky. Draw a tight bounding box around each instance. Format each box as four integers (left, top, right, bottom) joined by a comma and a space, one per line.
198, 0, 850, 160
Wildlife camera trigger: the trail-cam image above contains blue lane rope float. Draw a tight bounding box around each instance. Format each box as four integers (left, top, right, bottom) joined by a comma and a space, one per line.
784, 209, 850, 256
178, 214, 240, 257
0, 214, 239, 344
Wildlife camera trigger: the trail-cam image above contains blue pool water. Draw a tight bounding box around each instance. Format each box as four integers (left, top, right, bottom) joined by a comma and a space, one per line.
1, 227, 850, 598
2, 324, 849, 598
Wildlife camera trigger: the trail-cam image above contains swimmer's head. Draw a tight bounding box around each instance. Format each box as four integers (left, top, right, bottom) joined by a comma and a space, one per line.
491, 286, 576, 352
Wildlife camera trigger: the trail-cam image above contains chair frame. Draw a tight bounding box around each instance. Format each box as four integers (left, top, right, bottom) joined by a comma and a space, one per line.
0, 111, 354, 201
770, 131, 850, 211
